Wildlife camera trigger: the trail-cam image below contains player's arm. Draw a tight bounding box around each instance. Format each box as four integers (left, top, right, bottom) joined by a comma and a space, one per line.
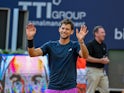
76, 25, 89, 59
87, 55, 109, 64
86, 42, 109, 64
79, 41, 89, 59
87, 54, 109, 64
26, 23, 43, 57
87, 55, 102, 63
28, 47, 43, 57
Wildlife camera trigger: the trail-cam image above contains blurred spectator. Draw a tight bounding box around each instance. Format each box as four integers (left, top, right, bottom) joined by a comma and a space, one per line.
86, 26, 109, 93
77, 57, 86, 93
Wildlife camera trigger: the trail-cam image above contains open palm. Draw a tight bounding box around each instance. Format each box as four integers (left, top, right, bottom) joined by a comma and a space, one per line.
76, 25, 88, 41
26, 23, 36, 40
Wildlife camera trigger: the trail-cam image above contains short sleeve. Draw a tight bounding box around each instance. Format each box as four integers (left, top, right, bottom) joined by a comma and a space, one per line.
86, 42, 93, 55
41, 41, 50, 56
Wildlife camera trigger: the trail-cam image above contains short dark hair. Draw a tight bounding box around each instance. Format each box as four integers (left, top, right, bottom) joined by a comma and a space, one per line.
60, 19, 74, 30
93, 25, 103, 35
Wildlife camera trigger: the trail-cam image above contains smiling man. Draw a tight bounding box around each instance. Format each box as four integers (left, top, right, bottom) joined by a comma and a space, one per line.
26, 19, 89, 93
86, 26, 110, 93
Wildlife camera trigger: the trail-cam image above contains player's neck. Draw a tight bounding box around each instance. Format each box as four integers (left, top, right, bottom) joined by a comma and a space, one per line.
59, 38, 70, 45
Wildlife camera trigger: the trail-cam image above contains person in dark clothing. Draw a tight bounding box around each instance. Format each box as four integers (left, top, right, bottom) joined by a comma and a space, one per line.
86, 26, 109, 93
26, 19, 89, 93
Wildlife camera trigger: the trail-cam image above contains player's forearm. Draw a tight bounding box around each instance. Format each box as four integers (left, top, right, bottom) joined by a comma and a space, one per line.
79, 41, 89, 59
27, 40, 43, 57
28, 48, 42, 57
86, 55, 102, 63
28, 47, 37, 57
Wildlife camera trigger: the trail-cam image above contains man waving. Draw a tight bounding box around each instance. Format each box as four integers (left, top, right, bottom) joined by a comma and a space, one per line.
26, 19, 89, 93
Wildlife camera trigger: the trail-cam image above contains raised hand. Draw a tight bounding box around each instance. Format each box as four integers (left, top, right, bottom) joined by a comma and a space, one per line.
26, 23, 36, 40
76, 25, 88, 42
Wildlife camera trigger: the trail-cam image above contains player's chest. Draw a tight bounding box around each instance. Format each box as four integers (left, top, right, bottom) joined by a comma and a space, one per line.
50, 46, 74, 57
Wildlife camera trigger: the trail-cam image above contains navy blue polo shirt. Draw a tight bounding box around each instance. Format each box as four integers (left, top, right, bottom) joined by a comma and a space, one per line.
41, 40, 80, 90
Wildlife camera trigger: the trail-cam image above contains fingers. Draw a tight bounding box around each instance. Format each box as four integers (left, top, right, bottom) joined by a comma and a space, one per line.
81, 25, 87, 33
85, 30, 89, 35
83, 25, 87, 33
81, 25, 86, 29
26, 23, 36, 32
102, 58, 110, 64
80, 25, 83, 31
27, 23, 34, 27
26, 23, 35, 29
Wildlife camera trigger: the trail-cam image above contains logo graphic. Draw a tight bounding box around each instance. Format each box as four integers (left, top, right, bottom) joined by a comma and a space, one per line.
68, 48, 72, 52
52, 0, 62, 6
18, 0, 87, 27
114, 28, 124, 40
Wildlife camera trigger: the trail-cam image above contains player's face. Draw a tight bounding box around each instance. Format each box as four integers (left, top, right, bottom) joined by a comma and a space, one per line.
95, 28, 106, 41
59, 24, 74, 39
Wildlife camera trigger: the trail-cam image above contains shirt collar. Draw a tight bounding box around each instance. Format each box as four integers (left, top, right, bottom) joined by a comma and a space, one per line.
94, 39, 103, 45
